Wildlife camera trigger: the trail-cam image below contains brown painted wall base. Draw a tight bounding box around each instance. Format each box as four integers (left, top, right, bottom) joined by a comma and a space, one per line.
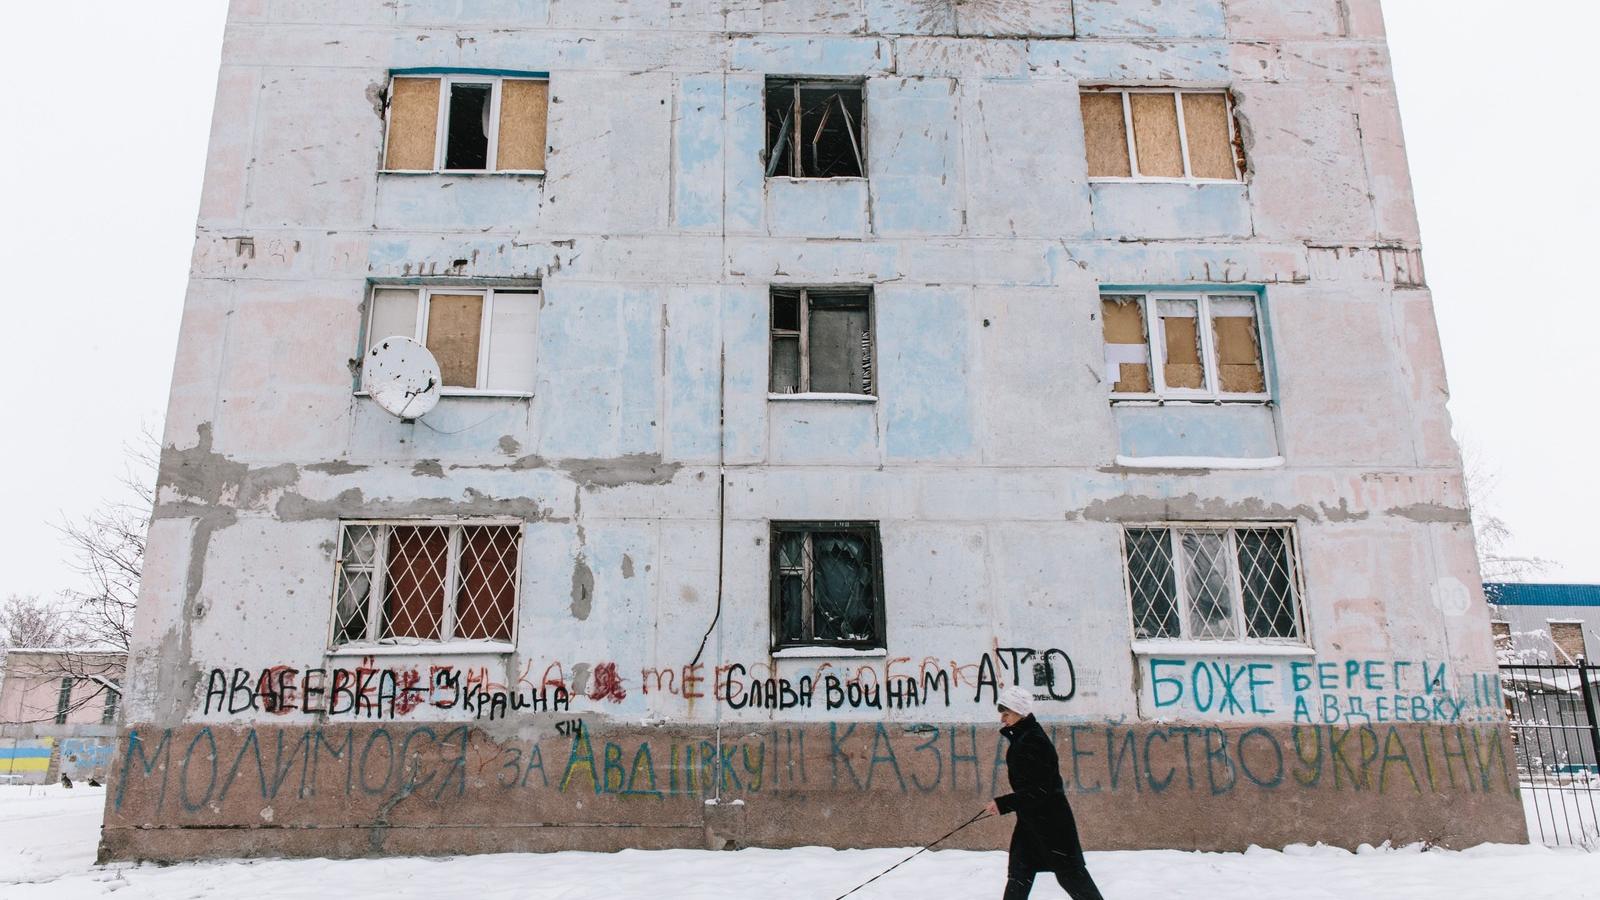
99, 720, 1527, 862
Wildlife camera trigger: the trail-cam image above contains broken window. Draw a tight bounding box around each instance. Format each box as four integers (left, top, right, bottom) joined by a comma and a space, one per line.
363, 286, 540, 394
1081, 89, 1243, 181
332, 521, 522, 648
1098, 291, 1269, 402
769, 287, 873, 396
765, 79, 865, 179
383, 73, 549, 173
1124, 525, 1303, 643
772, 522, 884, 650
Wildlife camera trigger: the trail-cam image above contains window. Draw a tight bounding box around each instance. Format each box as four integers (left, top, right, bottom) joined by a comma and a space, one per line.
1123, 525, 1304, 643
55, 678, 72, 724
771, 522, 885, 650
383, 73, 548, 173
769, 287, 873, 396
332, 521, 522, 648
765, 78, 865, 179
1081, 89, 1242, 181
100, 682, 120, 725
363, 286, 539, 395
1100, 291, 1268, 402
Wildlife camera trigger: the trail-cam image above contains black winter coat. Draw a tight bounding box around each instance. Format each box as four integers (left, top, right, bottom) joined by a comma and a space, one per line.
994, 714, 1086, 874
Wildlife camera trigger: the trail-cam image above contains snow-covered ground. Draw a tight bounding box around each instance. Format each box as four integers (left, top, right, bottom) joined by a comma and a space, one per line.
3, 785, 1598, 899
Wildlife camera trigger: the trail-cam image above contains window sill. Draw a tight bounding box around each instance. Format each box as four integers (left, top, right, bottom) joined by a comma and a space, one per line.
765, 175, 868, 183
1089, 177, 1243, 186
1114, 455, 1284, 470
1110, 397, 1271, 407
771, 646, 887, 660
379, 169, 546, 177
1131, 640, 1313, 658
768, 392, 877, 403
355, 390, 533, 400
328, 640, 515, 657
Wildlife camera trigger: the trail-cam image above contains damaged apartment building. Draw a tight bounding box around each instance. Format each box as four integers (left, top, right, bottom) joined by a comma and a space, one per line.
105, 0, 1522, 861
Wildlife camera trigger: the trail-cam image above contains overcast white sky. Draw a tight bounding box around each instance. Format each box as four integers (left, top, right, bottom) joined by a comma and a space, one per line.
0, 1, 1594, 604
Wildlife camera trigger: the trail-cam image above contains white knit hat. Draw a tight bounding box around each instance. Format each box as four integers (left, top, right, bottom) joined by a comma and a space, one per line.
997, 685, 1034, 717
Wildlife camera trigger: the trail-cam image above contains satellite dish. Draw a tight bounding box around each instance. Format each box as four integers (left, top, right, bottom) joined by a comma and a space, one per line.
363, 336, 441, 420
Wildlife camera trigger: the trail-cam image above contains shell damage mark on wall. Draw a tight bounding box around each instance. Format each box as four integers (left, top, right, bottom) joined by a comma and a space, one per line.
621, 554, 636, 579
497, 435, 522, 456
561, 454, 682, 490
571, 555, 595, 621
412, 459, 445, 478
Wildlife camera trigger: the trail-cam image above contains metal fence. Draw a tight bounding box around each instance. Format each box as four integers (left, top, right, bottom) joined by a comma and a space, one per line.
1501, 662, 1600, 847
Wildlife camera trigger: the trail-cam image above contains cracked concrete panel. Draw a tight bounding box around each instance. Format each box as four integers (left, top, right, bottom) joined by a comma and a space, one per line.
1028, 40, 1232, 85
1243, 83, 1376, 242
1075, 0, 1224, 38
974, 287, 1111, 466
893, 37, 1028, 79
534, 283, 663, 460
760, 0, 868, 33
244, 67, 381, 230
965, 79, 1091, 239
1269, 289, 1414, 468
122, 517, 200, 724
877, 285, 976, 461
541, 72, 672, 234
186, 519, 338, 673
867, 77, 964, 236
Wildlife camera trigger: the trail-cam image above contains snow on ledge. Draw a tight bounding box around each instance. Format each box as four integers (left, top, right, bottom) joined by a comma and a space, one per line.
1131, 640, 1316, 657
770, 646, 889, 660
1115, 455, 1285, 470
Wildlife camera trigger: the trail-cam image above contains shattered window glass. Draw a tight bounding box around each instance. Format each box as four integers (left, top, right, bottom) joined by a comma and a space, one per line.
765, 79, 865, 179
772, 524, 882, 648
444, 82, 492, 170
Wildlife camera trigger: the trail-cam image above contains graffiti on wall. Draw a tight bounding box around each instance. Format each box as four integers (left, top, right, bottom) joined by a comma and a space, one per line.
111, 720, 1515, 818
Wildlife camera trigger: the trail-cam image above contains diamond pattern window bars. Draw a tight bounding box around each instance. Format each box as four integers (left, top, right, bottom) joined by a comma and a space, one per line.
333, 521, 521, 647
1124, 525, 1303, 643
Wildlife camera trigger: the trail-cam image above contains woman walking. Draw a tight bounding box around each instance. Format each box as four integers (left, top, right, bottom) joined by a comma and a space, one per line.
984, 686, 1106, 900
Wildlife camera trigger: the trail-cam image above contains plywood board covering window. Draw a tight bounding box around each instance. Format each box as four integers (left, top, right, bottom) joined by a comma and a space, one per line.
1098, 290, 1270, 403
1082, 89, 1242, 181
361, 286, 539, 396
383, 74, 548, 173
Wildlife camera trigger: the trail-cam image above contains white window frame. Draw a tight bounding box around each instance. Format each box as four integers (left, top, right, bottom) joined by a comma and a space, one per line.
360, 285, 539, 399
1121, 522, 1308, 649
1103, 290, 1271, 405
329, 519, 523, 655
1084, 87, 1242, 184
380, 74, 548, 175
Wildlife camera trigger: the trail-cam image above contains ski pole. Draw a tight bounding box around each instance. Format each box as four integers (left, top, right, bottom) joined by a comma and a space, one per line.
831, 808, 992, 900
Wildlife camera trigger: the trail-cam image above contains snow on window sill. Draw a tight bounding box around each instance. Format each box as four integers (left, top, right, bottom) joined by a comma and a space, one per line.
1114, 455, 1284, 470
768, 392, 877, 403
327, 640, 515, 657
771, 646, 888, 660
1131, 640, 1313, 658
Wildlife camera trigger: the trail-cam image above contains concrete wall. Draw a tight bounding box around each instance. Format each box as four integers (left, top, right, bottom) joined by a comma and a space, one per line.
105, 0, 1522, 860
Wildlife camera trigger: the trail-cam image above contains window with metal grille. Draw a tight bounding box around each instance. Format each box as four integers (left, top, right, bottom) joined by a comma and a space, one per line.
1081, 88, 1243, 182
362, 286, 540, 395
771, 522, 885, 650
765, 78, 866, 179
1100, 291, 1269, 402
770, 287, 874, 396
1123, 525, 1303, 643
332, 521, 522, 648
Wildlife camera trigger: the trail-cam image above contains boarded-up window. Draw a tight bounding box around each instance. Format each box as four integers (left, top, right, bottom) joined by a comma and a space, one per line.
766, 78, 865, 179
1550, 621, 1588, 663
333, 521, 522, 647
1081, 92, 1131, 178
385, 77, 441, 170
1099, 291, 1269, 401
1210, 297, 1266, 394
426, 294, 485, 388
770, 288, 873, 395
1081, 89, 1241, 181
363, 287, 539, 394
1157, 299, 1204, 390
772, 522, 884, 649
383, 74, 548, 172
1100, 296, 1151, 393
